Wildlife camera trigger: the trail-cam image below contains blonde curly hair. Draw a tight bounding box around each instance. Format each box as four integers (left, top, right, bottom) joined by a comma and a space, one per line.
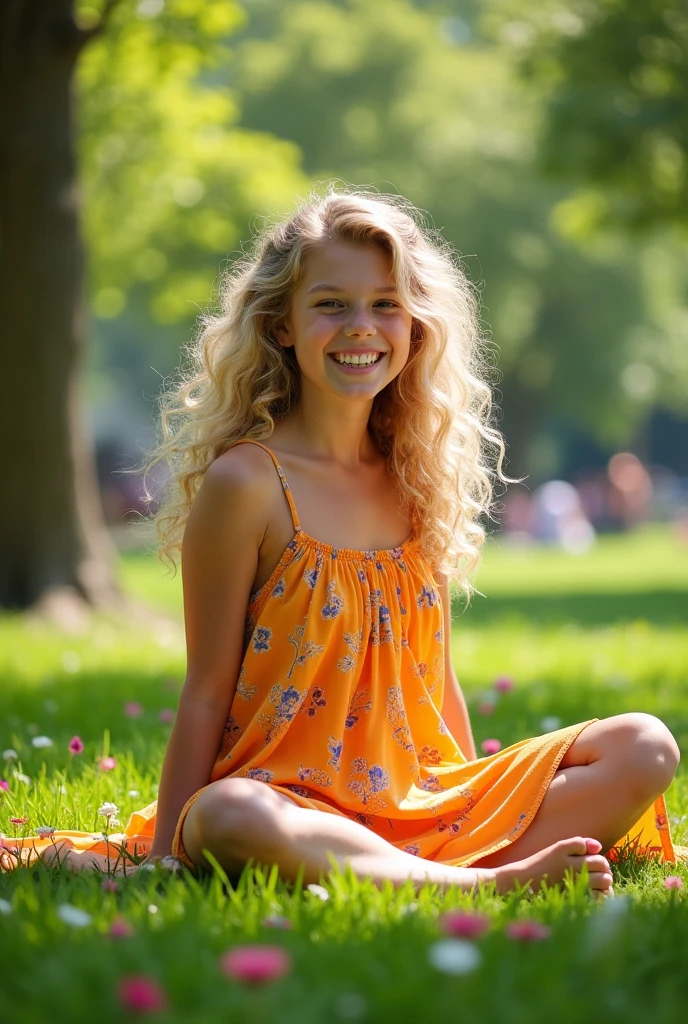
142, 186, 513, 601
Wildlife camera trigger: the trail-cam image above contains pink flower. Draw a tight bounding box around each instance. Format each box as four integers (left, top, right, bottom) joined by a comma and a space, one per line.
110, 917, 134, 939
124, 702, 144, 719
478, 702, 495, 716
99, 756, 117, 772
158, 709, 175, 724
221, 944, 292, 985
117, 975, 167, 1012
505, 920, 552, 942
664, 875, 683, 890
10, 817, 28, 826
0, 780, 9, 791
438, 910, 490, 940
68, 736, 84, 755
101, 879, 119, 893
493, 675, 514, 693
481, 738, 502, 755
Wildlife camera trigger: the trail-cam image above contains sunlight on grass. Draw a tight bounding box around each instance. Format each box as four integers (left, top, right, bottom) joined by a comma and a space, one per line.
1, 526, 687, 1022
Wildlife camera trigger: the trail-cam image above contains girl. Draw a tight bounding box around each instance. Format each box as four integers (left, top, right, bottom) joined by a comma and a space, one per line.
1, 189, 683, 892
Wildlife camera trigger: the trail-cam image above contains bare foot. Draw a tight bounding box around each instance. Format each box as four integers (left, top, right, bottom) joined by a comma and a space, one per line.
491, 837, 613, 896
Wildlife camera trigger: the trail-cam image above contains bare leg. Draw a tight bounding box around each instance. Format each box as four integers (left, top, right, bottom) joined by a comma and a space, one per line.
475, 713, 680, 870
182, 778, 614, 895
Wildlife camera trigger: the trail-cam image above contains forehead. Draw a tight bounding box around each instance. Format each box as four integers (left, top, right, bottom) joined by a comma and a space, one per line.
297, 238, 396, 292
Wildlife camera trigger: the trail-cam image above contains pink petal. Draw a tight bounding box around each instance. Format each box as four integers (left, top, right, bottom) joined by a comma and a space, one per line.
664, 875, 683, 890
158, 709, 175, 724
110, 917, 134, 939
117, 975, 167, 1012
481, 738, 502, 755
493, 676, 515, 693
68, 736, 84, 755
0, 780, 9, 791
124, 702, 144, 719
101, 879, 119, 893
505, 920, 552, 942
10, 817, 28, 826
221, 945, 292, 985
99, 756, 117, 772
438, 910, 490, 939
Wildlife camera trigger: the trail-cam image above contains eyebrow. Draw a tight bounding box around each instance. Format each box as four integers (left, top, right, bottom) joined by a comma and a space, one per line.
306, 284, 399, 294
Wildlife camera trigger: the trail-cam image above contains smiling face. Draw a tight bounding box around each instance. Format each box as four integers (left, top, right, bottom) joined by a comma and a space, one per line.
276, 239, 414, 402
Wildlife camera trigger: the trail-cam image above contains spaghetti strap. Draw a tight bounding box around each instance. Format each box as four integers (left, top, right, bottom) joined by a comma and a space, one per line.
229, 439, 301, 532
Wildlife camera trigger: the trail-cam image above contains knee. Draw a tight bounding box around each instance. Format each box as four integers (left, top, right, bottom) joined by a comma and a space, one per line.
192, 779, 287, 859
609, 713, 680, 800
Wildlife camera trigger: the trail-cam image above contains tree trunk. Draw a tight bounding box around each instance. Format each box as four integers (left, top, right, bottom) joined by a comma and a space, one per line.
0, 1, 121, 612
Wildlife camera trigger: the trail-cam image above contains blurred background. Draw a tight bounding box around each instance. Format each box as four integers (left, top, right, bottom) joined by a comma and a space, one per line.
3, 0, 688, 611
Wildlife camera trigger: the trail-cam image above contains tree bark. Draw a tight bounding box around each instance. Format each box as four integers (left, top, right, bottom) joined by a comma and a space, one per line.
0, 0, 121, 611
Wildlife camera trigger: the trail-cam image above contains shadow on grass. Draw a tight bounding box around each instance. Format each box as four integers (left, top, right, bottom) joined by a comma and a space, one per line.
455, 589, 688, 628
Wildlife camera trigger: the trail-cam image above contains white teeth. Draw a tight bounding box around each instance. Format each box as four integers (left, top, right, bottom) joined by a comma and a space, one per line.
333, 352, 382, 366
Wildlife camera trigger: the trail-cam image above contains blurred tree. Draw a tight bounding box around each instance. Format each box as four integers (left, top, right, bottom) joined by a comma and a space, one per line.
508, 0, 688, 231
231, 0, 688, 476
0, 0, 305, 613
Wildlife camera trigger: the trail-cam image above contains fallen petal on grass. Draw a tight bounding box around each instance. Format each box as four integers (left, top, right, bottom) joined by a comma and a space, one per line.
101, 878, 119, 893
307, 883, 330, 901
221, 944, 292, 985
57, 904, 93, 928
481, 739, 502, 755
68, 736, 84, 755
124, 701, 144, 718
31, 736, 53, 748
427, 939, 482, 975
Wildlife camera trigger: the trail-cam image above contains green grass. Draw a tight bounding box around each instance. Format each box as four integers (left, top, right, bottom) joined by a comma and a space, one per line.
1, 524, 687, 1022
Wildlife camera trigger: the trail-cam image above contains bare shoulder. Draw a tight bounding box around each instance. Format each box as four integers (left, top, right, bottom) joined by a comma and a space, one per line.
187, 442, 276, 541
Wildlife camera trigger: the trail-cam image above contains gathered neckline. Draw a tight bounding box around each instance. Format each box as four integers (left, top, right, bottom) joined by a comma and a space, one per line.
248, 527, 417, 610
297, 526, 416, 560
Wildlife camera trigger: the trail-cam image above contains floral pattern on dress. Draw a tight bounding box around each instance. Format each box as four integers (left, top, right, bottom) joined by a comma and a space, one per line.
299, 687, 327, 718
298, 764, 332, 788
327, 736, 342, 773
252, 626, 272, 654
257, 683, 307, 744
345, 687, 372, 729
322, 579, 344, 619
416, 584, 438, 610
337, 628, 363, 673
387, 686, 414, 754
272, 576, 286, 598
287, 619, 326, 678
347, 757, 390, 813
419, 745, 443, 766
369, 589, 394, 647
236, 667, 258, 703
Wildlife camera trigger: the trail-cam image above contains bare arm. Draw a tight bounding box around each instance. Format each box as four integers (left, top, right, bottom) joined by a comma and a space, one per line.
438, 573, 477, 762
148, 448, 272, 858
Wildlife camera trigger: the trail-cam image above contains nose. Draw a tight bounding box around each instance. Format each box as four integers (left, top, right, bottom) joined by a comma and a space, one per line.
344, 306, 376, 338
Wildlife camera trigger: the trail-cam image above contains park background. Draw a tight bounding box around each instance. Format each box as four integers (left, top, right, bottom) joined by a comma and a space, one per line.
1, 2, 688, 1022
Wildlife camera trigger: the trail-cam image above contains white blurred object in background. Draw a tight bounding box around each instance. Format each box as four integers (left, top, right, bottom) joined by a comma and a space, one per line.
531, 480, 596, 553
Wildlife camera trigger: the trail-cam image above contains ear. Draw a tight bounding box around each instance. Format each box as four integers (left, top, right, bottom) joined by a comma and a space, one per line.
274, 318, 293, 349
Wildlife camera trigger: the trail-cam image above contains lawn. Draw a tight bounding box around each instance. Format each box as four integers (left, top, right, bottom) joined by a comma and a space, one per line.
1, 524, 687, 1022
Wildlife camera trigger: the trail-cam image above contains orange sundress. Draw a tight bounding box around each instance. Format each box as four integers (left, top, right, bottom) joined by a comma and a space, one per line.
3, 439, 684, 873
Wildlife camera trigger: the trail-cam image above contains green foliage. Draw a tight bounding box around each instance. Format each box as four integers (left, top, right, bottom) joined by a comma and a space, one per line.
231, 0, 688, 455
510, 0, 688, 231
1, 527, 687, 1019
76, 0, 307, 324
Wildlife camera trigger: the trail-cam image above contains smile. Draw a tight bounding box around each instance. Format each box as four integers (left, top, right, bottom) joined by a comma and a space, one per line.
328, 352, 384, 369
